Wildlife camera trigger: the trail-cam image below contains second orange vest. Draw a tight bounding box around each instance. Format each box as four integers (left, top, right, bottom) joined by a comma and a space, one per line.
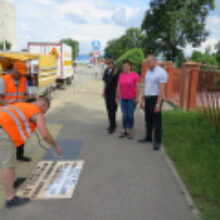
2, 74, 26, 104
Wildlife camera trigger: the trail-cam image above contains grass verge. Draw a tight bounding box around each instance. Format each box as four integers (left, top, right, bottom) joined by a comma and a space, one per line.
162, 110, 220, 220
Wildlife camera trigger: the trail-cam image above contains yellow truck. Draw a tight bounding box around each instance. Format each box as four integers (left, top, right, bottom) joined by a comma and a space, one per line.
0, 52, 57, 100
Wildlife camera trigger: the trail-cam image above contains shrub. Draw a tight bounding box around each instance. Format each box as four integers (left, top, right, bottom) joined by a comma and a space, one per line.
116, 48, 144, 74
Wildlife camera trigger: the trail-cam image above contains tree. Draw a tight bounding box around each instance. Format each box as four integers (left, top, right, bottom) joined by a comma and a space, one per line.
104, 38, 124, 60
116, 48, 145, 74
191, 51, 203, 62
141, 0, 215, 62
104, 27, 145, 60
215, 41, 220, 53
204, 45, 212, 56
190, 50, 218, 69
60, 38, 79, 60
0, 40, 11, 50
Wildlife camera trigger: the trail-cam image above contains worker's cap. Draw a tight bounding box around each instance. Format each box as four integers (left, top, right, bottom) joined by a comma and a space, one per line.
13, 61, 27, 75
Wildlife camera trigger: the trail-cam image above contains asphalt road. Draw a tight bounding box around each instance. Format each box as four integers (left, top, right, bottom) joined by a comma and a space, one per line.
0, 65, 195, 220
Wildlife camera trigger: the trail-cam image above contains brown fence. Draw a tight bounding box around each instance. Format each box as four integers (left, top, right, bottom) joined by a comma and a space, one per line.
196, 70, 220, 128
141, 61, 220, 129
168, 68, 182, 107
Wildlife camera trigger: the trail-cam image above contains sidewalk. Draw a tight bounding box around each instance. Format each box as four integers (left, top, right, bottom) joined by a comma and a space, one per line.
0, 79, 195, 220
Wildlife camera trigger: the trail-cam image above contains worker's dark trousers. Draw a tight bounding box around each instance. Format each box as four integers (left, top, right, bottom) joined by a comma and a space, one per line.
16, 144, 24, 159
144, 96, 162, 144
105, 94, 117, 129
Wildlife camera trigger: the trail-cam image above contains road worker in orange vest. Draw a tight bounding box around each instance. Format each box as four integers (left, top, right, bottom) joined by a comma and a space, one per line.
0, 97, 62, 208
0, 61, 31, 162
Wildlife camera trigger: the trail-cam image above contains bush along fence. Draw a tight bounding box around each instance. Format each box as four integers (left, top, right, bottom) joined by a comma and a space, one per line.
116, 48, 144, 74
141, 61, 220, 129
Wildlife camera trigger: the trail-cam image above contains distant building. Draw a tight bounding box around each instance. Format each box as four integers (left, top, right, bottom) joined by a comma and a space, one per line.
0, 0, 18, 50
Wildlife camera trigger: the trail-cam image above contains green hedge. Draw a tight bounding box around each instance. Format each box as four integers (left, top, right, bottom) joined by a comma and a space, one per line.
116, 48, 144, 74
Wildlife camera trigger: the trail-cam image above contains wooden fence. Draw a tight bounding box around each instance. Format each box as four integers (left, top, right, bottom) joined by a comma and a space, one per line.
141, 61, 220, 129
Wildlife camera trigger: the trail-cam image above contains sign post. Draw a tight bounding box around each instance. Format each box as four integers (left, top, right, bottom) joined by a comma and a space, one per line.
91, 41, 101, 79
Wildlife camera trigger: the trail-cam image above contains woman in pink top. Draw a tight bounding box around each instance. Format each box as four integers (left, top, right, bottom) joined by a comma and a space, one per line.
116, 60, 140, 139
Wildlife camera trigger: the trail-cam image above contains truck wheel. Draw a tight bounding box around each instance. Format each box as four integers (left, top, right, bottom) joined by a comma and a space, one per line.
66, 77, 72, 85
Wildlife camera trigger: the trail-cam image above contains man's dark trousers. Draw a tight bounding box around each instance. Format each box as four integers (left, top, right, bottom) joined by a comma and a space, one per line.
16, 144, 24, 159
144, 96, 161, 144
106, 94, 117, 129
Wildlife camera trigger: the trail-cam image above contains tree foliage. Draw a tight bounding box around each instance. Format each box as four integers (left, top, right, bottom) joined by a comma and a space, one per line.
104, 27, 145, 60
141, 0, 215, 62
60, 38, 79, 60
215, 41, 220, 53
116, 48, 144, 74
190, 50, 219, 69
0, 40, 11, 50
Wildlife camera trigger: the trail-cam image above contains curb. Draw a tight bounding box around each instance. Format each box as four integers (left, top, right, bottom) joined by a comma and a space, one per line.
138, 108, 200, 219
161, 146, 200, 219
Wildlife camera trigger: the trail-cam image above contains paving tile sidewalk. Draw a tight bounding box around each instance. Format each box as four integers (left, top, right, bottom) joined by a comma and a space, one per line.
0, 77, 195, 220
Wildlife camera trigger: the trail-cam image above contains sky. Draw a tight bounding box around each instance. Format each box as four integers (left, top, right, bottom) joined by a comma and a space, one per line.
6, 0, 220, 56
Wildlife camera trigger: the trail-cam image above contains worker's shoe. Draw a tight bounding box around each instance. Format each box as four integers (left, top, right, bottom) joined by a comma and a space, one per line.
14, 178, 26, 189
5, 196, 30, 209
17, 156, 31, 162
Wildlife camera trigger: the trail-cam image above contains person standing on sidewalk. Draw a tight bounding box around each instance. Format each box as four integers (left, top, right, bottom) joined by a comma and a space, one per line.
116, 59, 140, 139
0, 97, 62, 208
139, 55, 168, 150
102, 59, 119, 134
0, 61, 31, 162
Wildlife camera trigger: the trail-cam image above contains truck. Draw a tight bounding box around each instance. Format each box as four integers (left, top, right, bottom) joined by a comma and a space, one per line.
0, 52, 57, 100
28, 42, 74, 86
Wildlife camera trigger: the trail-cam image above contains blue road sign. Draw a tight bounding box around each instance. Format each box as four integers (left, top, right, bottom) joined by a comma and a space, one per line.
91, 41, 101, 50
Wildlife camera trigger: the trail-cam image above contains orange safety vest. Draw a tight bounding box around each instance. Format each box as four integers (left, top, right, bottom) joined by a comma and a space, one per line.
0, 103, 41, 147
2, 74, 26, 104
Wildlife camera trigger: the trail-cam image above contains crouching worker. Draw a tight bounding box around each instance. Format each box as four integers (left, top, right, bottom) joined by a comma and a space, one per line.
0, 97, 62, 208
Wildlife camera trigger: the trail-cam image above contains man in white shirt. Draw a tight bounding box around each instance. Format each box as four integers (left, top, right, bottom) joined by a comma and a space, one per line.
139, 55, 168, 150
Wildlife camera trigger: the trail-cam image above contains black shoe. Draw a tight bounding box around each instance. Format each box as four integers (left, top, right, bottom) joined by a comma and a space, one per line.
108, 127, 116, 134
5, 196, 30, 209
153, 142, 161, 151
17, 156, 32, 162
14, 178, 26, 189
106, 126, 110, 131
138, 137, 152, 143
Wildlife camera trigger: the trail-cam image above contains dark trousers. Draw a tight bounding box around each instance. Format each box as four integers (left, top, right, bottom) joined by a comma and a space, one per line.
144, 96, 162, 144
16, 144, 24, 159
105, 94, 117, 129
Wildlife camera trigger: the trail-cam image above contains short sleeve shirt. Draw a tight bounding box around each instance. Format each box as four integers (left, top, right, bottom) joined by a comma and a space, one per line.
144, 66, 168, 96
118, 72, 140, 99
0, 78, 5, 94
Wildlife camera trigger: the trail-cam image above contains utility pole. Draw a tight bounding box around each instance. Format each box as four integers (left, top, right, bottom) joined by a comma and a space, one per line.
3, 40, 6, 51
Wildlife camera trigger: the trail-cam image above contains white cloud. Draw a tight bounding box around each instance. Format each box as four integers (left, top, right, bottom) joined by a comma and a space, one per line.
184, 15, 220, 57
111, 6, 145, 27
184, 38, 218, 57
4, 0, 220, 55
11, 0, 145, 54
206, 15, 220, 39
32, 0, 53, 6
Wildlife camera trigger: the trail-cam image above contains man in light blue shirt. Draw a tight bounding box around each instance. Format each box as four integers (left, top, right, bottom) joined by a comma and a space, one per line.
139, 55, 168, 150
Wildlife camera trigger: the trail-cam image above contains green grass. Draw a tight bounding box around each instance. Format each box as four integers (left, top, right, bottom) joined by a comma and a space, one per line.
162, 110, 220, 220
